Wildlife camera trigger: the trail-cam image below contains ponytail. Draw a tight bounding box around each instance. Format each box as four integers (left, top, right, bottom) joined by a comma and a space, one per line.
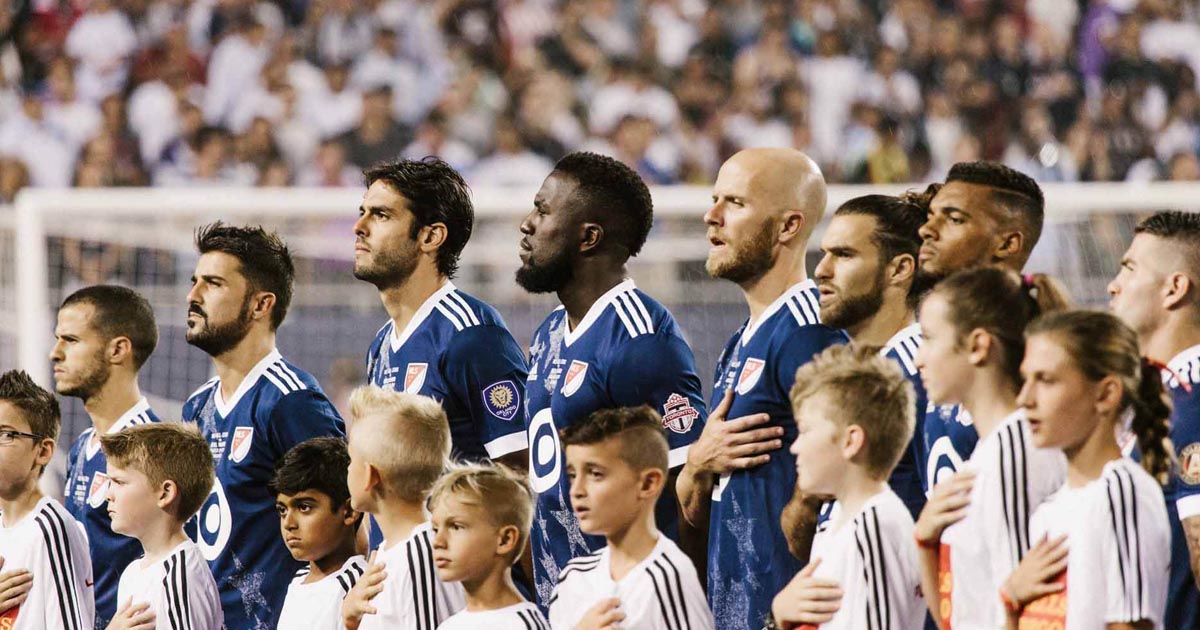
1022, 273, 1072, 315
1131, 359, 1175, 485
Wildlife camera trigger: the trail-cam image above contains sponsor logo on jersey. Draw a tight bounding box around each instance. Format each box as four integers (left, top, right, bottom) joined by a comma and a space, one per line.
736, 358, 765, 395
230, 427, 254, 463
662, 393, 699, 434
87, 471, 110, 508
483, 380, 520, 421
1181, 442, 1200, 485
0, 603, 18, 629
561, 360, 589, 397
404, 363, 428, 393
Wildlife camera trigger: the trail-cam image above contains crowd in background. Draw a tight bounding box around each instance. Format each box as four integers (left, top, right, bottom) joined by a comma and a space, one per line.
3, 0, 1200, 202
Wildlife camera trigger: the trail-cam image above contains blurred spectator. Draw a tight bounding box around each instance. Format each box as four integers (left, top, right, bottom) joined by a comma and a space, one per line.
0, 93, 75, 187
403, 111, 476, 173
338, 86, 410, 169
43, 57, 102, 150
64, 0, 137, 102
155, 125, 255, 186
0, 158, 29, 204
297, 138, 359, 187
469, 116, 554, 187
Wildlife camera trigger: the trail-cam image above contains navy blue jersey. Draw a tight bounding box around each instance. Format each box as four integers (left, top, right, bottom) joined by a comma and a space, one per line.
182, 350, 345, 630
63, 398, 160, 629
707, 280, 849, 630
1164, 344, 1200, 630
880, 324, 928, 518
524, 280, 706, 607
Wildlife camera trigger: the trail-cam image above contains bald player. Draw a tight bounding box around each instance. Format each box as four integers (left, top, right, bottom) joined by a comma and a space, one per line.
676, 148, 848, 629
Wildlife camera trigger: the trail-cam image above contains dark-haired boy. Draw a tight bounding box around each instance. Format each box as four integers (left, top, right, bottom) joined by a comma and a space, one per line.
52, 284, 162, 628
0, 370, 94, 630
549, 406, 713, 630
182, 222, 346, 629
272, 437, 365, 630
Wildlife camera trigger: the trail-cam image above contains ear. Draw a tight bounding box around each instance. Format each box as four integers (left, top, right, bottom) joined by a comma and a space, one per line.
886, 253, 916, 289
338, 499, 358, 527
496, 524, 521, 558
418, 222, 449, 255
250, 291, 277, 323
579, 222, 604, 254
365, 463, 384, 495
1094, 374, 1124, 417
842, 425, 866, 461
639, 467, 665, 500
34, 437, 55, 468
1162, 271, 1194, 311
107, 336, 133, 366
778, 210, 806, 244
966, 328, 994, 367
994, 230, 1024, 263
157, 479, 180, 511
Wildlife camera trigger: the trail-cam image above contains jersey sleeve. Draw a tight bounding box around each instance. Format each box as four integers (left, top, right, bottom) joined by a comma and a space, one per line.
1103, 473, 1161, 625
443, 325, 530, 459
163, 558, 222, 630
606, 333, 707, 468
37, 513, 94, 630
266, 390, 347, 456
773, 326, 848, 398
1171, 388, 1200, 520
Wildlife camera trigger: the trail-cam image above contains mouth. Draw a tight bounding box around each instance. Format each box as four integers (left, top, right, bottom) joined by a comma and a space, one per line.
1027, 417, 1042, 433
918, 245, 936, 263
708, 234, 726, 251
817, 285, 835, 302
434, 557, 450, 568
284, 537, 303, 546
574, 507, 590, 519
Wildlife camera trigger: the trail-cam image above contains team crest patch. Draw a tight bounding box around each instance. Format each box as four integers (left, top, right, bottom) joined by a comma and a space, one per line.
736, 358, 766, 395
1181, 443, 1200, 485
561, 360, 589, 397
661, 393, 699, 434
404, 363, 428, 393
87, 472, 110, 508
230, 427, 254, 463
483, 380, 521, 421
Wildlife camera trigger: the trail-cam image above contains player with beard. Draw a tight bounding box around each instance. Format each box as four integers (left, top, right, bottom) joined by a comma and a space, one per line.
182, 222, 345, 630
517, 152, 707, 609
354, 158, 528, 549
675, 148, 848, 629
1108, 211, 1200, 629
50, 285, 160, 629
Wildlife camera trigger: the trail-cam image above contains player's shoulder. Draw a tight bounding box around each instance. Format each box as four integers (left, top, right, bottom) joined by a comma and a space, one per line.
368, 319, 393, 353
332, 556, 367, 594
602, 283, 671, 342
447, 287, 509, 327
161, 540, 216, 593
427, 284, 494, 332
263, 355, 322, 395
854, 489, 917, 540
1166, 343, 1200, 392
555, 547, 605, 585
440, 603, 549, 630
184, 376, 220, 408
32, 498, 87, 553
645, 535, 701, 582
1102, 459, 1167, 517
881, 323, 923, 377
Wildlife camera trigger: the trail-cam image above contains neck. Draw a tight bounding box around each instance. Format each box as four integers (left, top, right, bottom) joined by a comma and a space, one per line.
1143, 317, 1200, 366
961, 373, 1018, 439
373, 499, 428, 547
463, 566, 524, 612
740, 255, 807, 324
849, 298, 914, 346
308, 537, 359, 583
212, 331, 275, 401
1063, 417, 1123, 488
138, 523, 188, 562
83, 374, 143, 435
833, 473, 886, 528
558, 265, 628, 329
0, 484, 42, 527
378, 272, 447, 336
605, 508, 659, 581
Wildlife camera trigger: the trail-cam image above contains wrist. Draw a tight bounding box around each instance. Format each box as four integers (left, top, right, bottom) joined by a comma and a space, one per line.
999, 586, 1023, 615
914, 530, 940, 550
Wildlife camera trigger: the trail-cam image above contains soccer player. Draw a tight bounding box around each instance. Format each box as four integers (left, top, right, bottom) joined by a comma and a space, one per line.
912, 268, 1068, 629
272, 438, 365, 630
102, 423, 222, 630
517, 152, 707, 606
1108, 210, 1200, 628
354, 158, 528, 468
0, 370, 93, 630
550, 406, 713, 630
771, 344, 924, 629
182, 223, 346, 630
675, 147, 847, 629
339, 387, 465, 630
1002, 311, 1171, 629
51, 285, 161, 628
429, 464, 547, 629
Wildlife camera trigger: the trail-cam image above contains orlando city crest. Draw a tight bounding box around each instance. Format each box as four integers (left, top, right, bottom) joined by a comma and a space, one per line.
482, 380, 521, 421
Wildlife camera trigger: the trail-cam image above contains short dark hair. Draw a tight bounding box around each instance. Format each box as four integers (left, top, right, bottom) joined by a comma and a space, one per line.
945, 161, 1045, 259
1135, 211, 1200, 279
195, 222, 295, 330
60, 285, 158, 369
836, 195, 928, 306
101, 423, 214, 520
552, 152, 653, 257
0, 370, 60, 440
269, 437, 353, 509
561, 405, 668, 474
363, 158, 474, 278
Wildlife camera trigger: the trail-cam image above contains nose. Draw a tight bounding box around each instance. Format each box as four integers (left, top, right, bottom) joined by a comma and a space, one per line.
813, 252, 833, 281
569, 475, 585, 501
353, 213, 368, 238
918, 217, 937, 242
186, 283, 202, 307
1016, 380, 1034, 409
432, 526, 448, 549
1106, 277, 1120, 297
281, 509, 297, 530
49, 339, 63, 362
789, 435, 801, 456
703, 201, 722, 228
519, 210, 535, 236
913, 342, 927, 371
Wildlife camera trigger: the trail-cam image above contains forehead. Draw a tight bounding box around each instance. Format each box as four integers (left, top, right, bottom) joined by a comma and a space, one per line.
931, 181, 999, 215
0, 401, 33, 432
535, 171, 580, 208
821, 214, 879, 250
918, 291, 950, 325
55, 302, 98, 333
1126, 233, 1178, 270
431, 493, 485, 518
278, 489, 332, 503
1023, 333, 1071, 370
797, 390, 839, 419
565, 437, 624, 466
194, 251, 245, 280
712, 157, 758, 199
363, 180, 413, 214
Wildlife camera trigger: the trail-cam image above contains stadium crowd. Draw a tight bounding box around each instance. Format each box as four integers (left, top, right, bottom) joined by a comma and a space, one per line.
5, 0, 1200, 201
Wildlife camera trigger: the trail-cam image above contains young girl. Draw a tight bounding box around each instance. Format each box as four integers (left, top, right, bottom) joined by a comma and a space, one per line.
1001, 310, 1171, 629
913, 267, 1070, 629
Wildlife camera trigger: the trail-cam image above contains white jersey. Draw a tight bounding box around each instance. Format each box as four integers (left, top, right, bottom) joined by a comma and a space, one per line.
0, 497, 94, 630
277, 555, 366, 630
938, 410, 1066, 629
437, 602, 549, 630
548, 534, 713, 630
1019, 459, 1170, 629
359, 522, 465, 630
115, 539, 223, 630
808, 489, 924, 630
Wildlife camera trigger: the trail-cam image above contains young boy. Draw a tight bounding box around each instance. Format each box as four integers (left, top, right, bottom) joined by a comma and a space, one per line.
429, 463, 547, 629
770, 344, 923, 629
272, 437, 365, 629
550, 406, 713, 630
0, 370, 93, 630
340, 387, 465, 630
102, 422, 222, 630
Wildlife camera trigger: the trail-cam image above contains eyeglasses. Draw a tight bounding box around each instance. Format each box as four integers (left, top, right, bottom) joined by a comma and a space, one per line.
0, 430, 44, 446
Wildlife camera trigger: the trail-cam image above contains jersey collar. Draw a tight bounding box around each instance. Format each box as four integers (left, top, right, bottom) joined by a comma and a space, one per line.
564, 278, 636, 347
882, 322, 922, 352
1167, 342, 1200, 381
390, 281, 456, 352
86, 397, 152, 457
214, 348, 283, 417
740, 279, 817, 346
